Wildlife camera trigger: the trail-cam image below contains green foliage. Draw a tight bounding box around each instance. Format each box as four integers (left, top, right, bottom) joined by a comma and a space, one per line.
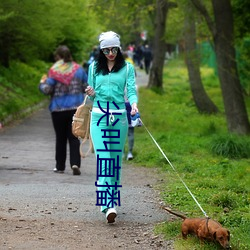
91, 0, 155, 46
165, 0, 213, 45
236, 37, 250, 95
210, 134, 250, 159
210, 191, 238, 209
0, 60, 49, 122
130, 58, 250, 249
232, 0, 250, 39
0, 0, 100, 66
154, 221, 181, 240
165, 2, 184, 44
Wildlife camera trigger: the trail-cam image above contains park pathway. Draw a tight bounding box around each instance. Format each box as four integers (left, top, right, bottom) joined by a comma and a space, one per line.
0, 69, 173, 250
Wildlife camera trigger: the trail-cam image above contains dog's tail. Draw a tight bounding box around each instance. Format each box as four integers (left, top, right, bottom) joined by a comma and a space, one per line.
161, 206, 187, 220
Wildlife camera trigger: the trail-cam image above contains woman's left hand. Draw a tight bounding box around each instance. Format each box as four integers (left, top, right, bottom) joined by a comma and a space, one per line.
131, 103, 138, 116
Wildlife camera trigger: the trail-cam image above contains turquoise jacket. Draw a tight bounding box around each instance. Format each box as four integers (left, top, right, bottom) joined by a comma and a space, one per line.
87, 62, 138, 110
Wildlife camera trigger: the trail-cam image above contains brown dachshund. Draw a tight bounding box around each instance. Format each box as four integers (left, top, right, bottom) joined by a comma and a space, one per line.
162, 207, 231, 249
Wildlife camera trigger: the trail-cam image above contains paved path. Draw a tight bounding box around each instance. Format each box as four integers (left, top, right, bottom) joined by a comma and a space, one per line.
0, 71, 173, 249
135, 68, 149, 88
0, 68, 152, 222
0, 106, 164, 224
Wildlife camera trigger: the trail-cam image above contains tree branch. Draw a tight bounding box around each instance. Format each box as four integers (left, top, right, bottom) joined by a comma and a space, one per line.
190, 0, 216, 37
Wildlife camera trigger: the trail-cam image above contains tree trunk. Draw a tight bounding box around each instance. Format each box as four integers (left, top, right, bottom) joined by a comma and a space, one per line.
184, 4, 218, 114
191, 0, 250, 134
147, 0, 169, 90
212, 0, 250, 134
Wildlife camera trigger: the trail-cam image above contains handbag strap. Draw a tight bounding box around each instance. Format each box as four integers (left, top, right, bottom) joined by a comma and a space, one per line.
92, 61, 95, 89
83, 94, 88, 105
79, 136, 93, 158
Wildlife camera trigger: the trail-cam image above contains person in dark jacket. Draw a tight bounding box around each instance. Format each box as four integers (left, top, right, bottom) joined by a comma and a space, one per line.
143, 44, 152, 74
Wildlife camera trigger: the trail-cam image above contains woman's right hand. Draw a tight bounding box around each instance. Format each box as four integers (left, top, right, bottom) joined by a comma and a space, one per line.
131, 103, 138, 116
85, 86, 95, 97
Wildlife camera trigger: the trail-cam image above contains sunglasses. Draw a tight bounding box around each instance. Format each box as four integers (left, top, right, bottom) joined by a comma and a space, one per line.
102, 47, 119, 55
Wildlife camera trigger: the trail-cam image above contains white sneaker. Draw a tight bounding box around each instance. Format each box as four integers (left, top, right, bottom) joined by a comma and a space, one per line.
53, 168, 64, 173
127, 152, 133, 160
106, 208, 117, 223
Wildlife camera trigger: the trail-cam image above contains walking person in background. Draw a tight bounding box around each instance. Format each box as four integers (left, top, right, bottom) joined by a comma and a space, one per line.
86, 46, 100, 72
39, 45, 88, 175
134, 44, 144, 69
125, 101, 135, 160
123, 51, 137, 160
85, 31, 138, 223
143, 44, 152, 74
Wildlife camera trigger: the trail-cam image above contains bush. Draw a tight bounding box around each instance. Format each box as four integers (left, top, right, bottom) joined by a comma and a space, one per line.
210, 191, 237, 209
210, 134, 250, 159
0, 60, 49, 123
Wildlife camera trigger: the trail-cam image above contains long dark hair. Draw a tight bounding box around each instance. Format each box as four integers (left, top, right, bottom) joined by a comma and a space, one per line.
95, 48, 126, 75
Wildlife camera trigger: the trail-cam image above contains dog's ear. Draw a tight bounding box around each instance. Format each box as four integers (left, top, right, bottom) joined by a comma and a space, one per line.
227, 230, 230, 240
213, 231, 217, 240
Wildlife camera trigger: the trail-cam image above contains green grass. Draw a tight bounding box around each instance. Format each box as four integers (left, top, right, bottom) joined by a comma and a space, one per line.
130, 58, 250, 250
0, 60, 50, 123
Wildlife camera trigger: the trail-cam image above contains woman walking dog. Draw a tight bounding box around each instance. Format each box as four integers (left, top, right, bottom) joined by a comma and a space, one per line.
86, 31, 138, 223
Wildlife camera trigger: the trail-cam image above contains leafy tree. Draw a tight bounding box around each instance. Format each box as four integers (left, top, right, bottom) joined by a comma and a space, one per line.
0, 0, 57, 66
232, 0, 250, 40
232, 0, 250, 95
54, 1, 99, 62
164, 1, 184, 44
90, 0, 155, 47
190, 0, 250, 134
148, 0, 177, 89
183, 1, 218, 114
0, 0, 99, 67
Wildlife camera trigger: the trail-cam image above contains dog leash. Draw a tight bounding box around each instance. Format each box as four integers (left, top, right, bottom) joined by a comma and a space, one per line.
139, 118, 209, 218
